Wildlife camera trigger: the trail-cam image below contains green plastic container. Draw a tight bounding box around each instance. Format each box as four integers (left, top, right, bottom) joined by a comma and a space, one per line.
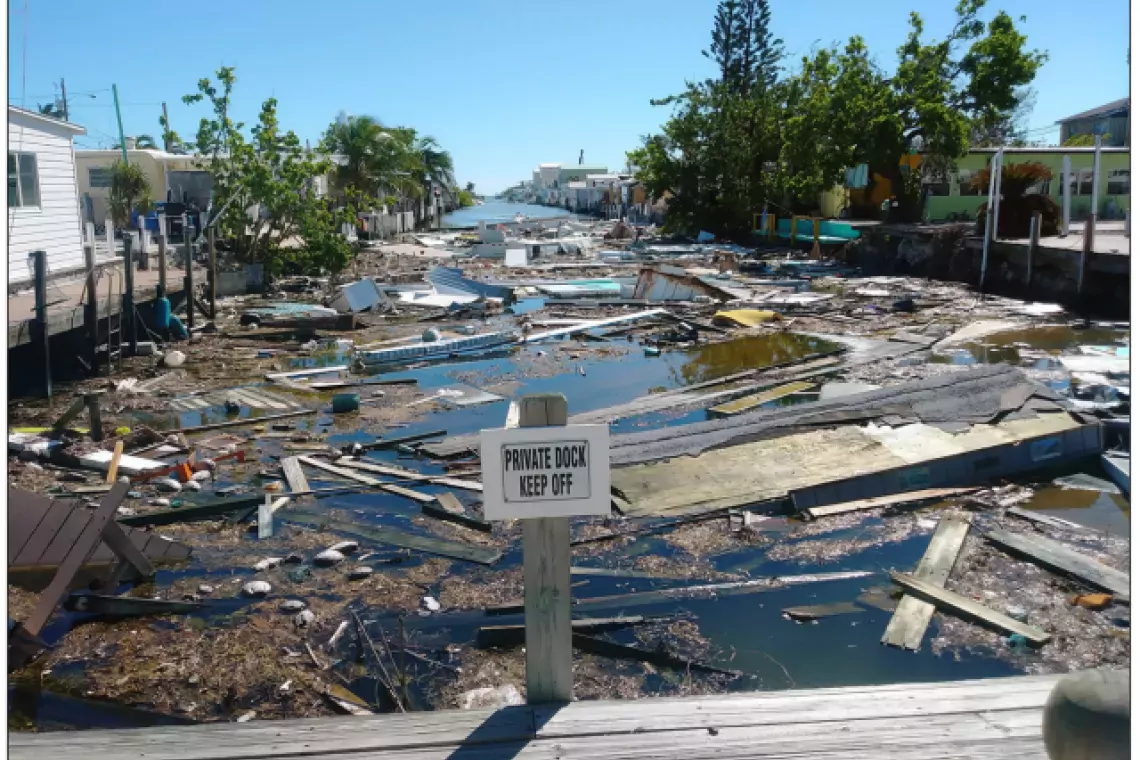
331, 393, 360, 413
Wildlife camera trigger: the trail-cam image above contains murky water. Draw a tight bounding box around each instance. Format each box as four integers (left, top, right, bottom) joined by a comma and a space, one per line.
933, 325, 1129, 367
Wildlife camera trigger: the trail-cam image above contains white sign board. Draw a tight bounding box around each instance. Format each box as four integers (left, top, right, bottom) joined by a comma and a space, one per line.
505, 247, 528, 267
479, 424, 611, 520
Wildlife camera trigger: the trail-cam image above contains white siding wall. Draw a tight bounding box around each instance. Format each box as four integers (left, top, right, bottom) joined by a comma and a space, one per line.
8, 111, 85, 284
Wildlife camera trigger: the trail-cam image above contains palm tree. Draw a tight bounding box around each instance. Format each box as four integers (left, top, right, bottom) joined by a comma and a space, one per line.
417, 136, 456, 206
321, 115, 388, 197
107, 160, 153, 229
37, 102, 65, 120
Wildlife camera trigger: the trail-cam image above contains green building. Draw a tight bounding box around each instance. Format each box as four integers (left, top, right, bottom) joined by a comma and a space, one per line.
923, 147, 1130, 223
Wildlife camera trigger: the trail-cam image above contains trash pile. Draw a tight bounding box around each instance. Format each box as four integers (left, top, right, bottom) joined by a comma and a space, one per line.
7, 227, 1130, 729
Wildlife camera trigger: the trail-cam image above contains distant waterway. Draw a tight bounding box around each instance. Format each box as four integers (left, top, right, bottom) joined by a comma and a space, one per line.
441, 201, 575, 228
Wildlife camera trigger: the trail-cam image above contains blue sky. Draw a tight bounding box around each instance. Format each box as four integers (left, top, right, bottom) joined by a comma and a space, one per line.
8, 0, 1130, 194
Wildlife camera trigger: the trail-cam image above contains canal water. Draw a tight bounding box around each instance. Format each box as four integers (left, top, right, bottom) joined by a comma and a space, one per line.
441, 201, 574, 228
11, 323, 1128, 728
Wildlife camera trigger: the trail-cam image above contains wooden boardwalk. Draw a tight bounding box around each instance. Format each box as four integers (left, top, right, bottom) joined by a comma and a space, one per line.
10, 673, 1062, 759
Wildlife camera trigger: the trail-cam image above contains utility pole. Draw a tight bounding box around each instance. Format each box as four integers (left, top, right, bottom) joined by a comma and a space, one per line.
60, 78, 69, 122
112, 84, 128, 165
161, 101, 170, 151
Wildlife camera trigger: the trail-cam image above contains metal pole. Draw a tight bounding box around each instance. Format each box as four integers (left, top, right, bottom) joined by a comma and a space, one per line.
122, 234, 137, 355
183, 214, 194, 331
161, 102, 170, 151
1061, 155, 1072, 237
112, 84, 129, 165
33, 251, 52, 399
1088, 135, 1102, 254
60, 78, 69, 122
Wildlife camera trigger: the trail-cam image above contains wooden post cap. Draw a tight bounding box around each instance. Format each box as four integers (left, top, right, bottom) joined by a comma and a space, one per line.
1042, 668, 1129, 760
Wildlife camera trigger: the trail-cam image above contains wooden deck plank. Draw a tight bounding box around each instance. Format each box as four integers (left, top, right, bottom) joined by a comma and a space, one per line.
280, 456, 311, 494
13, 497, 80, 567
801, 487, 978, 519
36, 507, 95, 569
8, 489, 58, 560
6, 674, 1062, 760
298, 455, 435, 504
889, 571, 1052, 645
882, 517, 970, 650
984, 527, 1130, 602
336, 457, 483, 492
707, 380, 816, 418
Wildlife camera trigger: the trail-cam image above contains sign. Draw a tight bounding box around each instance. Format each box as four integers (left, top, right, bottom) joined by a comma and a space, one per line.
480, 424, 610, 520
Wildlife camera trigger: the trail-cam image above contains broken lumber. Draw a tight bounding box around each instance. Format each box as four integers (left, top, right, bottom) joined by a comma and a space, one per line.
176, 408, 317, 433
882, 517, 970, 650
335, 457, 482, 492
888, 571, 1051, 646
984, 528, 1130, 603
477, 616, 649, 648
362, 429, 448, 450
296, 456, 435, 504
283, 511, 502, 565
801, 487, 980, 519
707, 381, 816, 418
64, 593, 204, 617
1006, 507, 1094, 534
280, 456, 311, 494
421, 502, 492, 533
783, 602, 864, 621
571, 633, 740, 677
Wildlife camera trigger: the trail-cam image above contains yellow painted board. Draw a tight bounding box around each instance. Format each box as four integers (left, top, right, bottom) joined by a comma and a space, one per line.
708, 381, 815, 418
712, 309, 782, 328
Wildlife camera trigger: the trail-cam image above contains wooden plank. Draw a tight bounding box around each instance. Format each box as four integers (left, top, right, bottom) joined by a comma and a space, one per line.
477, 616, 647, 648
13, 497, 79, 567
518, 393, 573, 705
176, 408, 318, 433
284, 511, 503, 566
801, 487, 979, 519
36, 507, 94, 569
8, 489, 62, 563
434, 491, 465, 515
421, 502, 492, 532
5, 674, 1062, 760
105, 440, 125, 483
298, 455, 436, 504
362, 429, 449, 450
1006, 507, 1093, 533
572, 633, 740, 677
707, 381, 816, 418
888, 571, 1051, 645
882, 517, 970, 650
984, 527, 1130, 602
265, 364, 349, 381
280, 456, 311, 494
783, 602, 864, 621
335, 458, 483, 492
23, 483, 131, 635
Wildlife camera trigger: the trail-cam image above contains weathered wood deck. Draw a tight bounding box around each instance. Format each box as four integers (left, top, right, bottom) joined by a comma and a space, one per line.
9, 488, 192, 573
9, 673, 1062, 759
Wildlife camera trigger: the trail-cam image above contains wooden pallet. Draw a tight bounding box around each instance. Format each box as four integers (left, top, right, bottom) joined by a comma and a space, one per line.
169, 386, 303, 412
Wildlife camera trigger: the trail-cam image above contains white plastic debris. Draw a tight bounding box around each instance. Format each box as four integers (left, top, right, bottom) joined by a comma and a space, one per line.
163, 350, 187, 368
236, 711, 256, 723
182, 480, 202, 493
242, 581, 272, 598
279, 599, 307, 613
293, 610, 316, 628
191, 470, 212, 482
347, 566, 373, 581
198, 584, 215, 595
460, 684, 523, 710
422, 596, 441, 612
148, 497, 172, 507
154, 478, 182, 493
313, 549, 346, 567
329, 541, 359, 555
254, 557, 284, 572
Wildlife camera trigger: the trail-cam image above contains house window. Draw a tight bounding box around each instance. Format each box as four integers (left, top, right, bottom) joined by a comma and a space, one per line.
959, 169, 984, 196
1070, 169, 1094, 196
89, 166, 113, 188
1027, 179, 1051, 196
1107, 169, 1130, 195
923, 179, 950, 196
8, 152, 40, 207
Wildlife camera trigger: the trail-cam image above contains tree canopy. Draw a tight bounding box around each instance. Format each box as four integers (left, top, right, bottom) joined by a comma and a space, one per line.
628, 0, 1045, 236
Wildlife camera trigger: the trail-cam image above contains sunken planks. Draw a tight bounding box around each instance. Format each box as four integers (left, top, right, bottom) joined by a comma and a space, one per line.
169, 386, 303, 413
8, 673, 1066, 760
882, 517, 970, 650
984, 527, 1130, 602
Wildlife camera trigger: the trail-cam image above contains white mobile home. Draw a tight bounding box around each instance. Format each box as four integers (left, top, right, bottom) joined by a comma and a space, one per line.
7, 105, 87, 284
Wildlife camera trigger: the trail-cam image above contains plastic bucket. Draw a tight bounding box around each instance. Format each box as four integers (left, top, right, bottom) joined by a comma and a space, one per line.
331, 393, 360, 414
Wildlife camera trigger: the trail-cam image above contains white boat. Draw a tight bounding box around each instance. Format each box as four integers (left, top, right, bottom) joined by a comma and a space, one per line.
513, 213, 527, 223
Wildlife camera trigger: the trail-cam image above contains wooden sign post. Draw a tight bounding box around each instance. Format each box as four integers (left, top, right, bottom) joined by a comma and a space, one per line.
480, 394, 611, 704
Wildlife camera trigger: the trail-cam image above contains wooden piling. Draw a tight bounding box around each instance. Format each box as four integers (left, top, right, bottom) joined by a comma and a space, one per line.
83, 233, 99, 376
33, 250, 51, 399
1026, 211, 1040, 292
122, 234, 137, 355
518, 394, 573, 704
183, 214, 194, 331
208, 227, 217, 319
